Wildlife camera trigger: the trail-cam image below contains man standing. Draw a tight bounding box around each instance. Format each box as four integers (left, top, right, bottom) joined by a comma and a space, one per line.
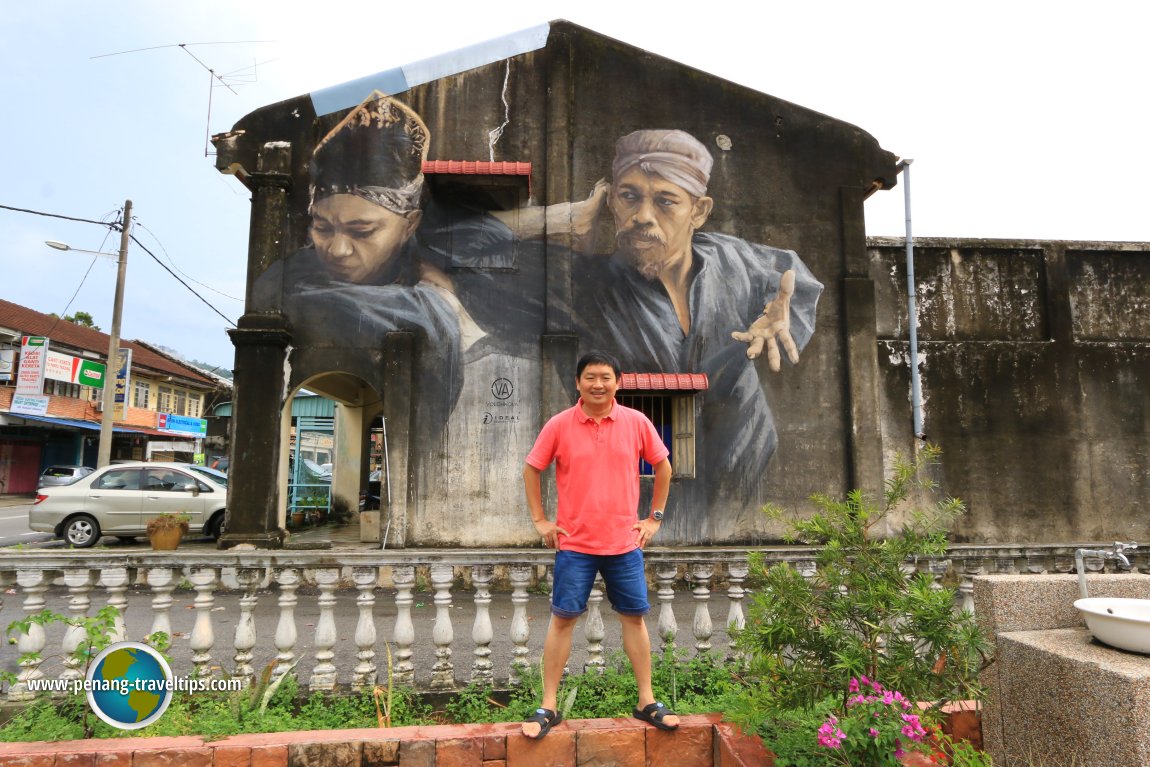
521, 350, 677, 739
573, 130, 823, 537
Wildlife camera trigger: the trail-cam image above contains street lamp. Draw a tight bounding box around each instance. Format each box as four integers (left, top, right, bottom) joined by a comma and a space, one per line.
46, 199, 133, 468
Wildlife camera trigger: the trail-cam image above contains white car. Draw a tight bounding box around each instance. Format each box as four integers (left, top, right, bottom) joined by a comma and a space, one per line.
29, 462, 228, 548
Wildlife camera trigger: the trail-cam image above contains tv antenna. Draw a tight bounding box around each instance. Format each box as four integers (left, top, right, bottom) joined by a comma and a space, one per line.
92, 40, 276, 156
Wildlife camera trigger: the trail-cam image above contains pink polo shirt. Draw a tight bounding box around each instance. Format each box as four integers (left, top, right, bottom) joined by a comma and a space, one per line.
526, 399, 669, 555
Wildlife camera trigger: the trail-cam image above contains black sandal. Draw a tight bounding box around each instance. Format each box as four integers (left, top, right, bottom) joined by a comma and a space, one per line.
523, 707, 562, 739
633, 701, 678, 731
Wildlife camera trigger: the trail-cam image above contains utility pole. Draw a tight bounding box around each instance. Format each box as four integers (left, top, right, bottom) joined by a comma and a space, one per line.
98, 200, 132, 468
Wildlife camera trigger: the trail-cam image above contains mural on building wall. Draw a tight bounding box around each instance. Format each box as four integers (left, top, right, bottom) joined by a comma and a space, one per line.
255, 92, 821, 542
571, 130, 822, 529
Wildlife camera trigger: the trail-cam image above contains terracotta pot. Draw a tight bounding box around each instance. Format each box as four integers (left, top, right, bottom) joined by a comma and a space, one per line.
149, 527, 183, 551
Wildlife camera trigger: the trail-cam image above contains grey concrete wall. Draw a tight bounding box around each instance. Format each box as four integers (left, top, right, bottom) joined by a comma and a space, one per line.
870, 238, 1150, 544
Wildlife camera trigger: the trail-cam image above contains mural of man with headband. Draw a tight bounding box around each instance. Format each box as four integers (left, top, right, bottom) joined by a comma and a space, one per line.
573, 130, 824, 539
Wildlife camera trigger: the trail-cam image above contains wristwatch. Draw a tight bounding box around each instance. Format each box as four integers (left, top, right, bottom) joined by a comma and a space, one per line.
650, 509, 664, 522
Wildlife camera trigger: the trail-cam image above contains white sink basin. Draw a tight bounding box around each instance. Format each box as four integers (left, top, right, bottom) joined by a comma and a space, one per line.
1074, 597, 1150, 655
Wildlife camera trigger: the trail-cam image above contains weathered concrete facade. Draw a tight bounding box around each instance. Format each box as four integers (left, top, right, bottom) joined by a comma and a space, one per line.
870, 237, 1150, 543
213, 21, 1150, 550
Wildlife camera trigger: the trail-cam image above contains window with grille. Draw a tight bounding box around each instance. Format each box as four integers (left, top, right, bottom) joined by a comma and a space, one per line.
616, 393, 697, 478
133, 381, 150, 409
158, 386, 173, 414
175, 390, 187, 416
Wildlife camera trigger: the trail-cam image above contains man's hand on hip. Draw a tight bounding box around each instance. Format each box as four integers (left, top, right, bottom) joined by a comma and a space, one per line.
632, 518, 661, 548
534, 519, 569, 549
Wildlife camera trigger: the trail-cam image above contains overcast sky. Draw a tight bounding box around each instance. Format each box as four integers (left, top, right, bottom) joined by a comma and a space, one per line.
2, 1, 1146, 367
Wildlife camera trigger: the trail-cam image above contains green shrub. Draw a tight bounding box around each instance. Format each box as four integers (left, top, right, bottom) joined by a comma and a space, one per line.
736, 444, 990, 713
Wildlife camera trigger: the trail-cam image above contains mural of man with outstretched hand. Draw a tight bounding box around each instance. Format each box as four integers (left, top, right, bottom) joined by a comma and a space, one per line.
573, 129, 823, 538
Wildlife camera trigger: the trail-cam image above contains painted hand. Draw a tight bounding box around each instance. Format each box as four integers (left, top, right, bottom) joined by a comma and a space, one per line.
632, 518, 661, 549
730, 269, 799, 372
548, 178, 609, 253
533, 519, 569, 549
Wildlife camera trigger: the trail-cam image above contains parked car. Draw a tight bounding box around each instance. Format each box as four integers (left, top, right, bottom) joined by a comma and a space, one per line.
38, 465, 95, 488
29, 462, 228, 548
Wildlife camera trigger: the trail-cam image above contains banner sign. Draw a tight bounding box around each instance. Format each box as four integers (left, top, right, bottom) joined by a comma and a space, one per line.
157, 413, 207, 437
16, 336, 48, 395
113, 348, 132, 421
45, 351, 105, 388
11, 393, 50, 416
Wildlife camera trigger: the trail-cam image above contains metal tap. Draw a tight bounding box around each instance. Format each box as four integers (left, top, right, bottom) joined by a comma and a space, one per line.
1075, 542, 1138, 599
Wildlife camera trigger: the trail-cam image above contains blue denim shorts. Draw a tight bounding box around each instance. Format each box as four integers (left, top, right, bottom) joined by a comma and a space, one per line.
551, 548, 649, 618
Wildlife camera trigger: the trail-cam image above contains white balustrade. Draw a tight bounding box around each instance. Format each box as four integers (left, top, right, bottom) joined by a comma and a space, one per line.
146, 567, 176, 644
233, 567, 263, 688
689, 564, 714, 655
10, 569, 49, 701
273, 567, 300, 678
309, 567, 341, 691
391, 564, 416, 686
429, 564, 455, 690
655, 563, 679, 653
0, 545, 1128, 699
189, 567, 218, 679
725, 562, 748, 662
584, 575, 605, 673
508, 563, 532, 685
351, 567, 378, 691
60, 569, 93, 682
470, 565, 494, 685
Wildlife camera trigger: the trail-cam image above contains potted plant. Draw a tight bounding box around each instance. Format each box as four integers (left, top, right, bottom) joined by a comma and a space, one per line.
147, 513, 190, 551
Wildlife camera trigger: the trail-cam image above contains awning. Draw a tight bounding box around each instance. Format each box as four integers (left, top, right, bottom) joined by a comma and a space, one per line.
2, 413, 145, 434
619, 373, 709, 391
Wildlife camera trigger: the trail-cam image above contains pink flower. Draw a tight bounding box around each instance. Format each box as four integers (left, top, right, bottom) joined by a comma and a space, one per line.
848, 677, 860, 693
869, 727, 880, 738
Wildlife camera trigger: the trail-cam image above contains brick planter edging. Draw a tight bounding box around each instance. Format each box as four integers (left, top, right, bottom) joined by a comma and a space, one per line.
0, 713, 773, 767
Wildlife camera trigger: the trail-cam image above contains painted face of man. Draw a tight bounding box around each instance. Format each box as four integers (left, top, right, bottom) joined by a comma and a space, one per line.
607, 168, 713, 279
310, 194, 422, 284
576, 363, 619, 409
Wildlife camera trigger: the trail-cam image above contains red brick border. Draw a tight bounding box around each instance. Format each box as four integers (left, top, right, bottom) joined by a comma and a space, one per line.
0, 715, 773, 767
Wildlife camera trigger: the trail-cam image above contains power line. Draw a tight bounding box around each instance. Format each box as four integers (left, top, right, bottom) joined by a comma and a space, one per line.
128, 233, 238, 328
2, 201, 239, 330
134, 222, 243, 302
0, 203, 117, 229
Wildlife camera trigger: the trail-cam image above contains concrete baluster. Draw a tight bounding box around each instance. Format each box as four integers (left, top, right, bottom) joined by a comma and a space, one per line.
232, 567, 262, 688
508, 564, 533, 685
959, 558, 984, 615
99, 567, 130, 642
351, 567, 378, 691
146, 567, 176, 645
656, 563, 679, 653
725, 561, 748, 662
429, 564, 455, 690
189, 567, 218, 679
309, 567, 342, 691
273, 568, 300, 679
391, 565, 416, 686
61, 569, 94, 682
584, 574, 606, 673
10, 569, 49, 701
690, 563, 714, 655
470, 565, 495, 685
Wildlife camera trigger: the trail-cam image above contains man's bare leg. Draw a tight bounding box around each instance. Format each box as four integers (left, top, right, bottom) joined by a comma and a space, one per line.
521, 614, 578, 737
619, 613, 679, 727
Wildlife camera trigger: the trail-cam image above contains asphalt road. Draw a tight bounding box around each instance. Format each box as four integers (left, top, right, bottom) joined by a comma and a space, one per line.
0, 497, 53, 547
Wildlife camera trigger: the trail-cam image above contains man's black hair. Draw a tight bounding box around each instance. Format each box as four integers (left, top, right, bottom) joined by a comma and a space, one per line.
576, 350, 622, 379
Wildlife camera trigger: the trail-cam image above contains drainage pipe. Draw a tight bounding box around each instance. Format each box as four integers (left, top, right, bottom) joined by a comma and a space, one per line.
898, 159, 924, 439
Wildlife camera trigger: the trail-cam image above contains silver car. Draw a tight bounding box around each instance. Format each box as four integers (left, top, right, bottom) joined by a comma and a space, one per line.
29, 462, 228, 548
38, 465, 95, 487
